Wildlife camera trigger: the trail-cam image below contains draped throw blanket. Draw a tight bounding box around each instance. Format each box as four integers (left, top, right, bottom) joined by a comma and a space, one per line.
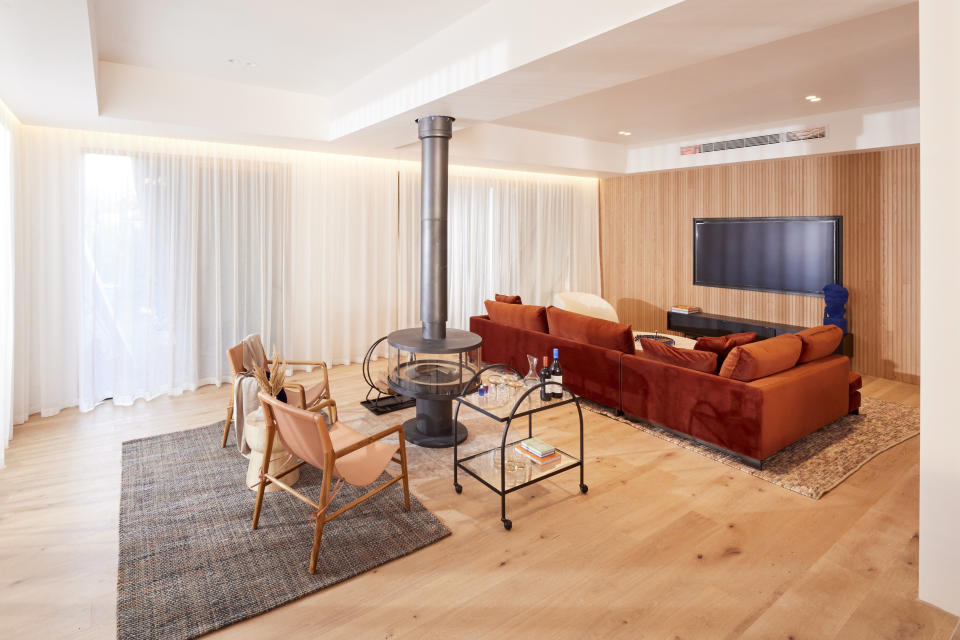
233, 334, 268, 456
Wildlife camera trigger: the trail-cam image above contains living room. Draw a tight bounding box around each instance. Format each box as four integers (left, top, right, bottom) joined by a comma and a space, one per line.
1, 1, 958, 638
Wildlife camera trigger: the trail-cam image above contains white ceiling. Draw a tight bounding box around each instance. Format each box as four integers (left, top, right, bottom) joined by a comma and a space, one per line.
498, 3, 919, 144
94, 0, 491, 96
0, 0, 920, 175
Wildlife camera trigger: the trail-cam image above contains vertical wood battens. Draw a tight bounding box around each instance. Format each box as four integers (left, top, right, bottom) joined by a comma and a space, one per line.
598, 146, 919, 383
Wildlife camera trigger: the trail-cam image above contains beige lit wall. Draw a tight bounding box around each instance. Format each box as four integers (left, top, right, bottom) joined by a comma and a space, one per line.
918, 0, 960, 618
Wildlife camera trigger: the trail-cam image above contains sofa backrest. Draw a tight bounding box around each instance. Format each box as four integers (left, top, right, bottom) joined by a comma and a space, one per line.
719, 333, 803, 382
469, 315, 624, 410
546, 306, 635, 355
794, 324, 844, 363
483, 300, 548, 333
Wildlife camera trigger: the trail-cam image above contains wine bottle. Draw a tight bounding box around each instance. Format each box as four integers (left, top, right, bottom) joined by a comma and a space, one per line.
539, 355, 552, 401
549, 348, 563, 398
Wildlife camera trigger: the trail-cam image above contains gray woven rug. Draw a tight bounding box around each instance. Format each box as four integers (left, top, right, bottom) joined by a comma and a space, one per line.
583, 396, 919, 499
118, 422, 450, 640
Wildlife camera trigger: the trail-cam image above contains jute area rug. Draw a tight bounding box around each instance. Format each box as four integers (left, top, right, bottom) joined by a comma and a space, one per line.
582, 396, 919, 499
118, 423, 450, 640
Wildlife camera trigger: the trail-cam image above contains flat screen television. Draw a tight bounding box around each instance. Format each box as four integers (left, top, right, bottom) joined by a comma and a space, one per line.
693, 216, 842, 296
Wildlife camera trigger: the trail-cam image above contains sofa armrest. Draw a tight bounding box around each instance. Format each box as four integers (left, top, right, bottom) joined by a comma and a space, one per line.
746, 354, 849, 459
621, 353, 765, 458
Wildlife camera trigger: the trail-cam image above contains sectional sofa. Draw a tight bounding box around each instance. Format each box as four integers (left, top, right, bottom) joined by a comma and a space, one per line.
471, 299, 860, 468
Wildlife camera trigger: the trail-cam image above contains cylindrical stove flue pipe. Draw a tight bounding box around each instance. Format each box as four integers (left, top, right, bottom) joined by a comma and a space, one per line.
417, 115, 454, 341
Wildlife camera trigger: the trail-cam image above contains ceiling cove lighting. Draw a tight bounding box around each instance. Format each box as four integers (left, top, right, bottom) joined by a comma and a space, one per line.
617, 130, 631, 136
805, 95, 822, 102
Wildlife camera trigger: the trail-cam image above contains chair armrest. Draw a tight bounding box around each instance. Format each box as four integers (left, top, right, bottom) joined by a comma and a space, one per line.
284, 361, 330, 400
334, 424, 403, 459
282, 382, 308, 409
309, 398, 338, 423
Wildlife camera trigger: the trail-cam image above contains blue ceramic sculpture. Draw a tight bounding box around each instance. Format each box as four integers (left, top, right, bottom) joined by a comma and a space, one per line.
822, 284, 848, 334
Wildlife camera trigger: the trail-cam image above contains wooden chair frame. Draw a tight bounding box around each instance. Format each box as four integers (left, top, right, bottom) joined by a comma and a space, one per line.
252, 395, 411, 574
221, 354, 332, 448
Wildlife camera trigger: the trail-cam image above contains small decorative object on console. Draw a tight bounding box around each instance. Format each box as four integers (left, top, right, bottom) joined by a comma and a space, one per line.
671, 304, 701, 314
822, 284, 848, 334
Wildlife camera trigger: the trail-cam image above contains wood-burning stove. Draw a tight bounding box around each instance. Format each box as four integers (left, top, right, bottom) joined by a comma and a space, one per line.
385, 115, 483, 448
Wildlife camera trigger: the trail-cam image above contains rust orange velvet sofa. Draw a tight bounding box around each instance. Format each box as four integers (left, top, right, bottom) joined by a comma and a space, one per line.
470, 307, 854, 468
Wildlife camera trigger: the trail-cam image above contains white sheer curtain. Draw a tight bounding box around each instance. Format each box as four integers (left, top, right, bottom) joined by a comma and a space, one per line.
398, 163, 601, 330
13, 129, 398, 420
8, 126, 599, 431
0, 101, 18, 467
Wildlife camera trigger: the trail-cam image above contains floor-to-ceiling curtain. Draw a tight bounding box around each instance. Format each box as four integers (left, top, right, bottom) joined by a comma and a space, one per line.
8, 127, 600, 430
398, 163, 601, 330
13, 129, 398, 420
0, 101, 18, 467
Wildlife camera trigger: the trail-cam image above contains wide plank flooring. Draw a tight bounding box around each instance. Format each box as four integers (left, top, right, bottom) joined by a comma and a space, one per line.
0, 366, 957, 639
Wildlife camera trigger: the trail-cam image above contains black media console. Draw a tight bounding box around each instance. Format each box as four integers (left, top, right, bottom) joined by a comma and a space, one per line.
667, 311, 805, 338
667, 310, 853, 357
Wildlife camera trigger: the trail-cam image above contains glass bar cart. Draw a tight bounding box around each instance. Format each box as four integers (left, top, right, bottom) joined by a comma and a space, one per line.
452, 364, 587, 530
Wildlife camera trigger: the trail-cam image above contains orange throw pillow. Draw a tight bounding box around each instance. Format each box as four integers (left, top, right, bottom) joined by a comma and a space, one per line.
484, 300, 548, 333
795, 325, 843, 363
694, 331, 757, 359
693, 335, 726, 354
546, 306, 635, 354
639, 338, 717, 373
494, 293, 522, 304
719, 333, 803, 381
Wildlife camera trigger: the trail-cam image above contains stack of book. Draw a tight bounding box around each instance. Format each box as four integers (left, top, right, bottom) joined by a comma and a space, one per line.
670, 304, 701, 314
515, 437, 561, 464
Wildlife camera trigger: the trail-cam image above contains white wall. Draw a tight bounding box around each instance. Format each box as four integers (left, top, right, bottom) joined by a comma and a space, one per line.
919, 0, 960, 617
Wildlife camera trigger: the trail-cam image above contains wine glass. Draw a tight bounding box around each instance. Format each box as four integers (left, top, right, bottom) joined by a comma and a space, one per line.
487, 374, 503, 405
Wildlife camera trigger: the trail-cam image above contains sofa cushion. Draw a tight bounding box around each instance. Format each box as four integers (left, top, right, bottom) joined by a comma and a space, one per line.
546, 306, 635, 354
484, 300, 548, 333
639, 338, 717, 373
694, 331, 757, 367
494, 293, 522, 304
719, 333, 802, 381
795, 324, 844, 363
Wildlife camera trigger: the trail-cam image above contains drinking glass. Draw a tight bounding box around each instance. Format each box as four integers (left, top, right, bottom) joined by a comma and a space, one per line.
488, 374, 503, 406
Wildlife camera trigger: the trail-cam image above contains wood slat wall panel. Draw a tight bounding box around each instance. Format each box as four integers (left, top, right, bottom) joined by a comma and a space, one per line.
598, 145, 919, 382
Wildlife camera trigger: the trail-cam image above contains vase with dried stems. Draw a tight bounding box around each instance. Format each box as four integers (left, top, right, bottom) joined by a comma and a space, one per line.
251, 347, 287, 399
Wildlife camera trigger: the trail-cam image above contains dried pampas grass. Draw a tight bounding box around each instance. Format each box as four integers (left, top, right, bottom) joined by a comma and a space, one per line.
252, 347, 287, 397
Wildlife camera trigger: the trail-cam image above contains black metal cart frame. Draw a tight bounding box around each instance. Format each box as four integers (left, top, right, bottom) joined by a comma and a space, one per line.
452, 363, 587, 530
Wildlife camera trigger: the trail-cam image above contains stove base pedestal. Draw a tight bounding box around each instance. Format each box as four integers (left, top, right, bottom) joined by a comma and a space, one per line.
403, 397, 468, 448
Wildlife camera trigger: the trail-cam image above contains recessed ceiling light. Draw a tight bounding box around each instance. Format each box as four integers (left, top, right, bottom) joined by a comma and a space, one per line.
618, 130, 631, 136
805, 95, 822, 102
227, 58, 257, 69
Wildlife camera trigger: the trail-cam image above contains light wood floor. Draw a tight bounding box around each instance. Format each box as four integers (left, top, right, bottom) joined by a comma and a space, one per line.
1, 366, 957, 639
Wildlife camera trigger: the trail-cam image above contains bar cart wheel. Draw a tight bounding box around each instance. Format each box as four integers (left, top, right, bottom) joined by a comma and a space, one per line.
502, 518, 512, 531
580, 484, 589, 494
454, 482, 462, 494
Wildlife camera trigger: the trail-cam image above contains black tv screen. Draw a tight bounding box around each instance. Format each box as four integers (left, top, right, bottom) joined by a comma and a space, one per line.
693, 216, 842, 296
